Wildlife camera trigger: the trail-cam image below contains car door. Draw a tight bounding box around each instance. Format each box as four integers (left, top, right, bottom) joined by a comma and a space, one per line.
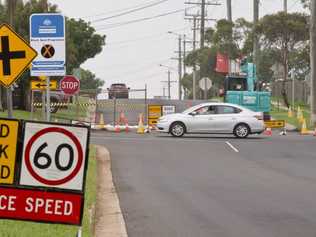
185, 105, 217, 133
210, 105, 242, 133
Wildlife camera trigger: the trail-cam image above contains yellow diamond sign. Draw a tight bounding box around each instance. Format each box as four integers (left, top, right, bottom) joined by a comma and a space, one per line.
0, 24, 37, 88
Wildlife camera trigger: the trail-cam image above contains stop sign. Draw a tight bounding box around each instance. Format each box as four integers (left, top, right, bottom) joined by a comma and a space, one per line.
60, 76, 80, 95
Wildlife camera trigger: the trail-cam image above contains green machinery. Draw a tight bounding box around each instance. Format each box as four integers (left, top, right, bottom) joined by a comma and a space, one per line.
223, 59, 271, 118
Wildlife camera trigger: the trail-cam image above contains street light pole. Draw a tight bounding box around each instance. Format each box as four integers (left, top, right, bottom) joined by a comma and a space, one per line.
168, 70, 171, 100
178, 36, 182, 100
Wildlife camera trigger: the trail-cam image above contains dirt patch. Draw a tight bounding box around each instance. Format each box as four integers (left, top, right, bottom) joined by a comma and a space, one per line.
94, 145, 128, 237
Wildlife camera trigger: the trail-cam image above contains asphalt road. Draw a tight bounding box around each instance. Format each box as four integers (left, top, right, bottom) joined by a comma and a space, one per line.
92, 132, 316, 237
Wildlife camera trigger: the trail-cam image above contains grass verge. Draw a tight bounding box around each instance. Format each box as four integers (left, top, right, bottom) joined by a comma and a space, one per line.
271, 104, 312, 130
0, 145, 97, 237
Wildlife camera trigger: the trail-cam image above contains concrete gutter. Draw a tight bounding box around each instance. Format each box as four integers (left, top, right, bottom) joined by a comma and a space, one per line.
94, 145, 128, 237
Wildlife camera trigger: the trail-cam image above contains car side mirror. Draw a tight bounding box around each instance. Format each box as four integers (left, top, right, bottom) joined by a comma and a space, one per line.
190, 111, 197, 116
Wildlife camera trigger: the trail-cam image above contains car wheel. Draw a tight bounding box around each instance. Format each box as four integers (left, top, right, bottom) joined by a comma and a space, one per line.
234, 123, 250, 138
170, 122, 185, 137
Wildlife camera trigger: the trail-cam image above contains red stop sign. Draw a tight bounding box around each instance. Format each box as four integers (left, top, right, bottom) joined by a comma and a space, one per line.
60, 76, 80, 95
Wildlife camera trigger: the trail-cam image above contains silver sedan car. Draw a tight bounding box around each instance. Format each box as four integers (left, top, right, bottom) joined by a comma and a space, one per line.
157, 103, 265, 138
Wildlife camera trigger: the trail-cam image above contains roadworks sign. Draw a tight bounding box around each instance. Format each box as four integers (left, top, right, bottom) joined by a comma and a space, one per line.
0, 118, 19, 184
31, 80, 58, 90
264, 120, 285, 128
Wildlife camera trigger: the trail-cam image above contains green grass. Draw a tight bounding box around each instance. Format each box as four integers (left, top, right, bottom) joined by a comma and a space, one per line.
0, 146, 97, 237
271, 104, 312, 130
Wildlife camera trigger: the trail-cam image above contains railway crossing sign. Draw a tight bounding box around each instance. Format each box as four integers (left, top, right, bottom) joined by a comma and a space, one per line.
0, 24, 37, 87
19, 122, 89, 192
31, 80, 58, 90
30, 14, 66, 76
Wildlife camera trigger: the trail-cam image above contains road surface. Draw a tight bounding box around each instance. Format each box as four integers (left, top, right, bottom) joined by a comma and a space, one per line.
92, 132, 316, 237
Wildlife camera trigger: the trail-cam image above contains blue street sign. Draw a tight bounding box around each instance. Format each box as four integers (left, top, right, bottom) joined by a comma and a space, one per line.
30, 14, 66, 76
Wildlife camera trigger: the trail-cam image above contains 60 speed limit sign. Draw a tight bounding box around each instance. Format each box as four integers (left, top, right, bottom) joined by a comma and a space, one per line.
19, 122, 89, 192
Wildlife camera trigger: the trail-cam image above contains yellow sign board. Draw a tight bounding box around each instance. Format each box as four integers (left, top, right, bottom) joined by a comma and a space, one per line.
148, 105, 162, 125
0, 24, 37, 87
31, 80, 58, 90
0, 119, 19, 184
264, 120, 285, 128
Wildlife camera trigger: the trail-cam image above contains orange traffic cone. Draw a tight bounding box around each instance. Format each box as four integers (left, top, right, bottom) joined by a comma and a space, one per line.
264, 127, 272, 136
125, 119, 129, 133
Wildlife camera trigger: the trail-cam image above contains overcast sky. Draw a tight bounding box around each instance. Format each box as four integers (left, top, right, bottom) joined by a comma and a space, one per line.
49, 0, 305, 98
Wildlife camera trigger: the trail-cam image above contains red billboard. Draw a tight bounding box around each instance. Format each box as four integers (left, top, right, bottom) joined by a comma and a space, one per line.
0, 187, 83, 225
215, 53, 229, 74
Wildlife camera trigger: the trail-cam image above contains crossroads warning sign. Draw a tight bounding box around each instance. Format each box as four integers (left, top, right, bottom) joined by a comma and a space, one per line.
0, 24, 37, 87
0, 118, 19, 184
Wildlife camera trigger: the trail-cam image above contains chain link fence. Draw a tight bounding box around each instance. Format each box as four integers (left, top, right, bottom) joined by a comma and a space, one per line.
271, 80, 310, 105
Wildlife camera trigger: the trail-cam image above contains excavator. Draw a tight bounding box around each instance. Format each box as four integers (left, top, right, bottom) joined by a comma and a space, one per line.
222, 58, 271, 120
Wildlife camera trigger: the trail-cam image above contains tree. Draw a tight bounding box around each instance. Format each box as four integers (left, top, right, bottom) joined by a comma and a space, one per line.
78, 68, 104, 91
256, 12, 309, 107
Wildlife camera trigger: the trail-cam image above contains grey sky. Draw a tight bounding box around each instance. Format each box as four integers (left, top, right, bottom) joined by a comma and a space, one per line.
49, 0, 304, 98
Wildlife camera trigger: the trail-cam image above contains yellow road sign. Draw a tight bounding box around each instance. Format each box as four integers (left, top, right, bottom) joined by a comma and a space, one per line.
264, 120, 285, 128
0, 119, 19, 184
0, 24, 37, 87
31, 80, 58, 90
148, 105, 162, 125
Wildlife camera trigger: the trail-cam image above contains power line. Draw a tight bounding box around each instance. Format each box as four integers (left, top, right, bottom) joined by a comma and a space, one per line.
92, 0, 169, 23
105, 26, 189, 46
83, 0, 165, 19
95, 7, 195, 31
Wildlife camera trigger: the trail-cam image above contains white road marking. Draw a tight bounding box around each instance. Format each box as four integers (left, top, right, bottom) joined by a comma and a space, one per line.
225, 141, 239, 153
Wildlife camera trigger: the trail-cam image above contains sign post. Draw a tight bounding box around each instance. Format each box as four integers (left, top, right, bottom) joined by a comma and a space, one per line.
199, 77, 212, 100
30, 14, 66, 121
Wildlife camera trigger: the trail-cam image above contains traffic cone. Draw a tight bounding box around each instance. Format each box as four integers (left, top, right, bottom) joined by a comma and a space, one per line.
288, 107, 293, 118
300, 119, 309, 135
99, 113, 105, 129
297, 106, 304, 123
137, 113, 145, 134
115, 123, 121, 133
264, 127, 273, 136
125, 119, 129, 133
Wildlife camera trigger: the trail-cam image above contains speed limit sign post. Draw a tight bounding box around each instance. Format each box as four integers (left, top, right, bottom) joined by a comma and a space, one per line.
19, 122, 90, 192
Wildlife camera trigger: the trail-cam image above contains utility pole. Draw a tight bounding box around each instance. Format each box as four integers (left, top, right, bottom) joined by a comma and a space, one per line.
168, 70, 171, 100
253, 0, 259, 84
6, 0, 15, 118
183, 34, 186, 76
193, 16, 197, 100
178, 36, 182, 100
227, 0, 232, 74
284, 0, 287, 13
311, 0, 316, 127
227, 0, 232, 21
200, 0, 206, 48
184, 1, 220, 100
